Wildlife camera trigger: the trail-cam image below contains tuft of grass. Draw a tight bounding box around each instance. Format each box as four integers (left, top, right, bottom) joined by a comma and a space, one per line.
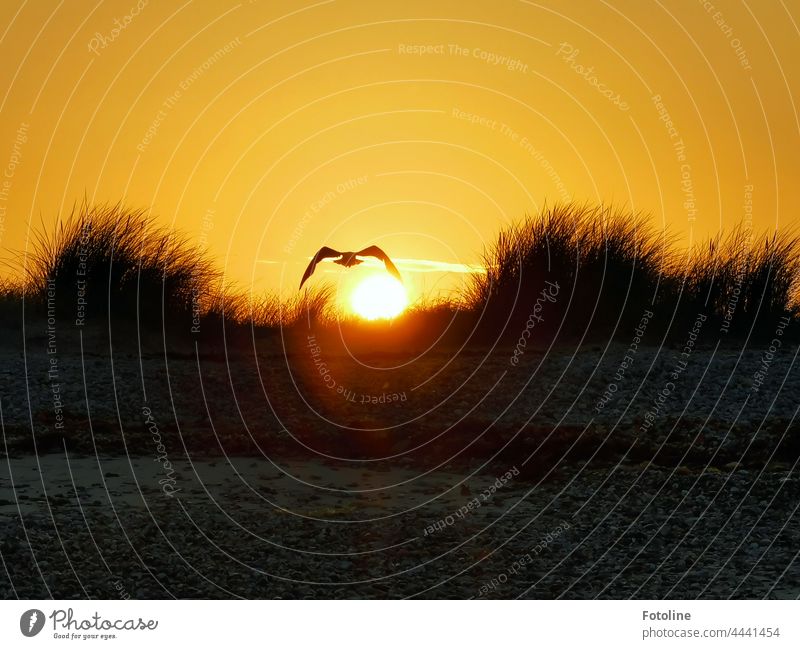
464, 202, 800, 344
465, 203, 670, 342
668, 225, 800, 338
248, 285, 335, 329
24, 201, 219, 326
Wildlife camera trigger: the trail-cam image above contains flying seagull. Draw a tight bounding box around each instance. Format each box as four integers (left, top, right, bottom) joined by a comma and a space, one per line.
299, 245, 402, 289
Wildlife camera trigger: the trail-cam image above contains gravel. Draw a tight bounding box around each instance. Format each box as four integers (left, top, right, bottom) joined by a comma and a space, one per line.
2, 453, 798, 599
1, 337, 799, 598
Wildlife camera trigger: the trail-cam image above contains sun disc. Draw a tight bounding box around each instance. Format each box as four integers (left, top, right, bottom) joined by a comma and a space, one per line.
350, 274, 407, 320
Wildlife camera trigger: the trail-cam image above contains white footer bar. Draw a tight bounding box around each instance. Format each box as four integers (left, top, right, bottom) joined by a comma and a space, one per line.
2, 600, 796, 648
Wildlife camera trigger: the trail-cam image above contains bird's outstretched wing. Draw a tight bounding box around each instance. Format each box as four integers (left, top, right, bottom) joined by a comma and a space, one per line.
299, 246, 341, 289
357, 245, 402, 283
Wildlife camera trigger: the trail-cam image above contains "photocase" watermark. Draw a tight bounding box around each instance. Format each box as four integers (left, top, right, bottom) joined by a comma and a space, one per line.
555, 43, 629, 111
510, 280, 560, 365
143, 405, 180, 497
87, 0, 148, 55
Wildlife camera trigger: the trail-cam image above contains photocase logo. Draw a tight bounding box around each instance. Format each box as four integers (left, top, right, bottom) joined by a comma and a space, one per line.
20, 609, 45, 637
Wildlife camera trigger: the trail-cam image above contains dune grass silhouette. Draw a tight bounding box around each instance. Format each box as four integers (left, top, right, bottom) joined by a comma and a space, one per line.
3, 200, 798, 347
466, 203, 800, 344
23, 201, 219, 328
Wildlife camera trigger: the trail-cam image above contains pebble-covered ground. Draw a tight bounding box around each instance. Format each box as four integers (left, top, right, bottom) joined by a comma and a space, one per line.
1, 328, 799, 598
2, 455, 798, 599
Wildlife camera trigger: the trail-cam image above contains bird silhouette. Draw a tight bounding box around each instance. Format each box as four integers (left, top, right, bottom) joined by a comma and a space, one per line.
299, 245, 402, 289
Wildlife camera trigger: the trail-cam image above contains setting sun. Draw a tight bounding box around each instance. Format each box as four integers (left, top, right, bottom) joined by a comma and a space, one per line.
350, 275, 408, 320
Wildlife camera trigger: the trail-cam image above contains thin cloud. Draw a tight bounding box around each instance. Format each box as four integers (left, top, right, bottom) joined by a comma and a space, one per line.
377, 257, 486, 275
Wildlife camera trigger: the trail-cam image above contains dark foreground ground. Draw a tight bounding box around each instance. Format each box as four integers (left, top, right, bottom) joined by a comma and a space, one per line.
2, 454, 798, 599
1, 327, 799, 598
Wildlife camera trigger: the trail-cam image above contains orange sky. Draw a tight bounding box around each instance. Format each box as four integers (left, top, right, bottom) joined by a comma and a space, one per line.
0, 0, 798, 304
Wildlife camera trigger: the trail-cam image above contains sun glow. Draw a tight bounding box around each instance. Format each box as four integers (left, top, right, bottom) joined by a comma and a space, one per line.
350, 274, 408, 320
